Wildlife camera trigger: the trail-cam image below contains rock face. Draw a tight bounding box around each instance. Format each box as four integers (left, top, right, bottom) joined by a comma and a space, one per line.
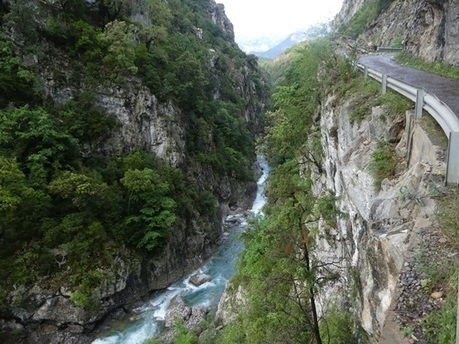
207, 2, 235, 41
216, 97, 446, 338
162, 296, 209, 342
216, 282, 247, 326
335, 0, 459, 66
309, 94, 445, 338
165, 296, 192, 328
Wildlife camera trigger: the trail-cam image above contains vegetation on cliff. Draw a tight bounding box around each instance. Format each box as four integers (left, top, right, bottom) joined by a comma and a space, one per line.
209, 39, 366, 344
0, 0, 268, 321
213, 33, 457, 344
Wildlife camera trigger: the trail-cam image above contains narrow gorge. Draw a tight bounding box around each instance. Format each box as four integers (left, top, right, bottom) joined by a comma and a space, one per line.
0, 0, 458, 343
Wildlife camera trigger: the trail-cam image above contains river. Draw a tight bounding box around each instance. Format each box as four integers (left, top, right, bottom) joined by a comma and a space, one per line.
93, 156, 268, 344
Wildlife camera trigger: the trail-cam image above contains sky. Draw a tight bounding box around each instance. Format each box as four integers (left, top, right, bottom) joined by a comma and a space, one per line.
217, 0, 344, 42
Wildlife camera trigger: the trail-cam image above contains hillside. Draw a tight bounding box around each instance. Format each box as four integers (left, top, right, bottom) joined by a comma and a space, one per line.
0, 0, 269, 342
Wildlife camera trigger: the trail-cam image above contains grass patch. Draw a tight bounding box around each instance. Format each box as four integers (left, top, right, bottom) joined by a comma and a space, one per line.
423, 279, 457, 344
436, 188, 459, 246
369, 141, 398, 189
347, 79, 380, 123
320, 304, 370, 344
374, 90, 412, 115
420, 113, 449, 148
335, 72, 411, 124
396, 52, 459, 81
420, 187, 459, 342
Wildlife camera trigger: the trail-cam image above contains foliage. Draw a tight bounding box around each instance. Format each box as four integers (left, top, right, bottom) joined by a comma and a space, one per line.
374, 90, 411, 115
369, 140, 398, 189
0, 34, 38, 107
100, 20, 138, 77
320, 306, 363, 344
222, 39, 362, 343
0, 104, 220, 303
263, 39, 333, 164
423, 277, 457, 343
410, 188, 459, 343
436, 188, 459, 244
348, 79, 380, 123
332, 73, 410, 124
0, 106, 79, 185
390, 35, 404, 49
0, 0, 267, 316
3, 0, 44, 55
120, 168, 176, 251
173, 320, 198, 344
56, 91, 119, 143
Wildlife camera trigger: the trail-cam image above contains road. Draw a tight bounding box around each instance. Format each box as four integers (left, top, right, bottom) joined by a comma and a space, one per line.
359, 54, 459, 118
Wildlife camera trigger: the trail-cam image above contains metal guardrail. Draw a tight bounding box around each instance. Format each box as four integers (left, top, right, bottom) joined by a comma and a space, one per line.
356, 63, 459, 185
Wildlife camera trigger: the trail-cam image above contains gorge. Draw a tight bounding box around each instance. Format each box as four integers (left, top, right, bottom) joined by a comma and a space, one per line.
0, 0, 458, 343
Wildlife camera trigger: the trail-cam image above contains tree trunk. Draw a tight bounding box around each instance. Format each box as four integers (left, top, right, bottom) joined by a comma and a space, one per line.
302, 239, 322, 344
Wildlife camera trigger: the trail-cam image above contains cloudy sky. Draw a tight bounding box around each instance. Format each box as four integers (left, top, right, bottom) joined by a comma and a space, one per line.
217, 0, 344, 42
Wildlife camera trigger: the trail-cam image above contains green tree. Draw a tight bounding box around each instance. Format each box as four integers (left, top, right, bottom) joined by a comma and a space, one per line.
0, 156, 50, 262
120, 168, 176, 251
0, 34, 37, 107
0, 106, 79, 186
4, 0, 42, 54
100, 20, 138, 78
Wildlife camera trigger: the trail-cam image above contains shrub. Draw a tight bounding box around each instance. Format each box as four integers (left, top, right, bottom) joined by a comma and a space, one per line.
369, 141, 397, 188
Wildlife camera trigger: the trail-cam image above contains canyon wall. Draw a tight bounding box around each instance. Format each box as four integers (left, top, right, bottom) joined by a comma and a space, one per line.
311, 93, 445, 337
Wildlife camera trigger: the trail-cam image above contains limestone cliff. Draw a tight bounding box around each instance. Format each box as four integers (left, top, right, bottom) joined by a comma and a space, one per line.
311, 94, 445, 338
217, 92, 447, 340
334, 0, 459, 66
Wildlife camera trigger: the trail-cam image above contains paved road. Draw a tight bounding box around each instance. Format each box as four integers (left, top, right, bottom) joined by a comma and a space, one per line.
359, 54, 459, 118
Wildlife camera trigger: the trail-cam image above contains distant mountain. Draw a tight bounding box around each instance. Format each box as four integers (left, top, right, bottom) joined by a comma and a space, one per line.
246, 23, 331, 59
238, 36, 285, 55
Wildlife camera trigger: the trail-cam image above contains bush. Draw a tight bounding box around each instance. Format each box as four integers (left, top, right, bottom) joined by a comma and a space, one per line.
369, 141, 398, 189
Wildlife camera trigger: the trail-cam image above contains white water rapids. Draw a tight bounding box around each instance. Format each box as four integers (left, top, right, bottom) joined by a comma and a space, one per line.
93, 156, 268, 344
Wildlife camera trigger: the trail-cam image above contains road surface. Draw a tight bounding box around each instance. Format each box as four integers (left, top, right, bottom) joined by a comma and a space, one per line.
359, 54, 459, 118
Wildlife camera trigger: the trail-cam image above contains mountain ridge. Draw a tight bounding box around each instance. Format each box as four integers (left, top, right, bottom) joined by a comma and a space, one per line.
239, 22, 331, 59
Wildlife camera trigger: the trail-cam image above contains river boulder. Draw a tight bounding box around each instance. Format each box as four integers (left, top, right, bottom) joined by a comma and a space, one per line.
164, 296, 191, 328
164, 296, 209, 333
189, 273, 212, 287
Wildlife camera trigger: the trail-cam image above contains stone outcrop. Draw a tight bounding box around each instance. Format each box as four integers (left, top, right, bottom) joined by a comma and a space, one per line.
189, 274, 212, 287
309, 93, 446, 338
160, 296, 209, 343
216, 282, 247, 326
216, 97, 446, 339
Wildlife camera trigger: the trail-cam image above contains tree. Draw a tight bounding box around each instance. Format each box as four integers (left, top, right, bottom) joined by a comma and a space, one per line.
0, 106, 79, 186
0, 156, 50, 257
100, 20, 138, 78
120, 168, 176, 251
0, 34, 37, 107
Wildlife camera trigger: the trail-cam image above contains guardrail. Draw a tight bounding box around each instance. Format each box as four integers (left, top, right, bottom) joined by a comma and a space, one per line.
376, 47, 403, 53
356, 63, 459, 185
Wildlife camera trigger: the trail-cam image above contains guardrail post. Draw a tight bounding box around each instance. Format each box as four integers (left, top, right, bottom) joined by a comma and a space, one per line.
446, 131, 459, 185
415, 89, 425, 118
364, 66, 368, 80
382, 74, 387, 95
